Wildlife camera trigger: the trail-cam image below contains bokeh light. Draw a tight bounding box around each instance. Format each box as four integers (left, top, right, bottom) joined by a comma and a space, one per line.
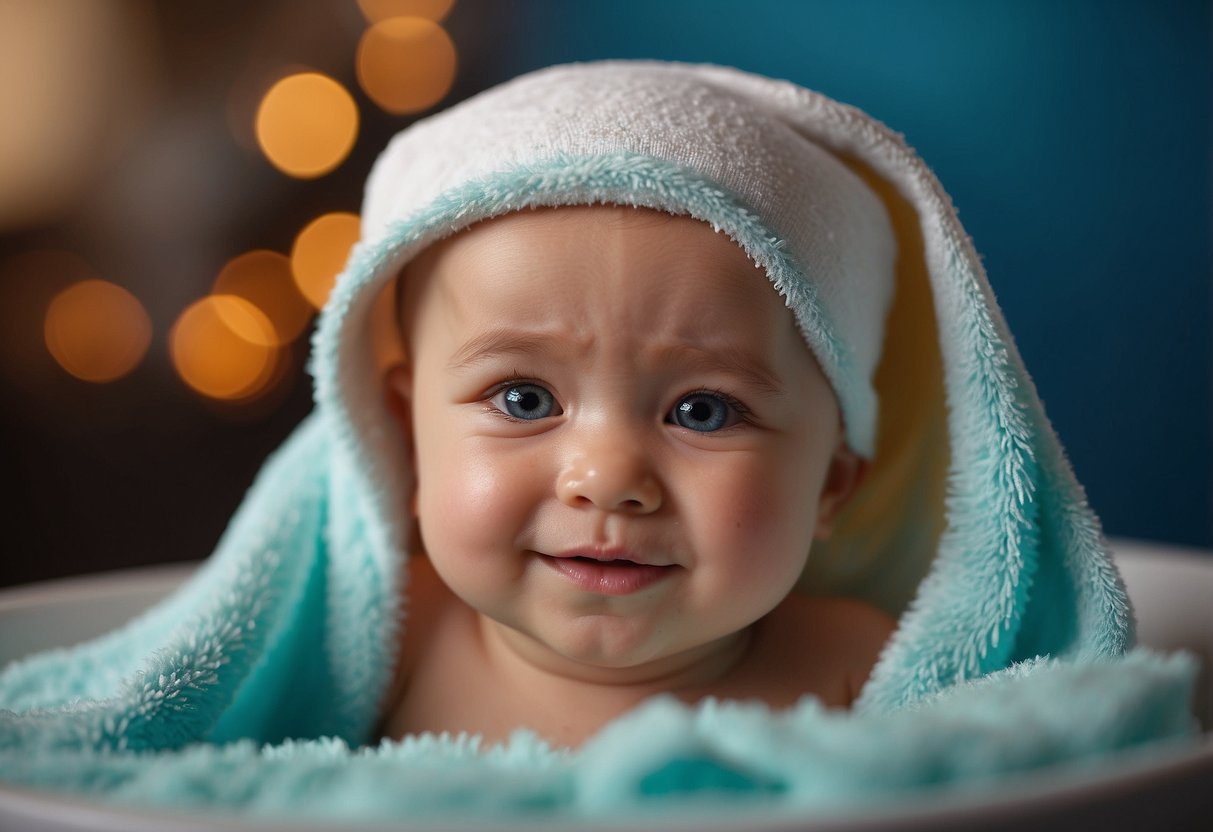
290, 212, 361, 309
0, 250, 95, 386
254, 72, 359, 178
170, 296, 279, 401
43, 280, 152, 383
356, 0, 456, 23
213, 250, 313, 344
356, 17, 457, 115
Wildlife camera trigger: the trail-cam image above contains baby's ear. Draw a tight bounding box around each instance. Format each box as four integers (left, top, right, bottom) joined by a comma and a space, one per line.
814, 442, 870, 540
383, 363, 418, 518
383, 362, 413, 430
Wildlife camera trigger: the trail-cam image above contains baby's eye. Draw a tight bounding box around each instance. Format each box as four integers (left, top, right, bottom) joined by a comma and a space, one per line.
492, 383, 561, 420
667, 392, 743, 432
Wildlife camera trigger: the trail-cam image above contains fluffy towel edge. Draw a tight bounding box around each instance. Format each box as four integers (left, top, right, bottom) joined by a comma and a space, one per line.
0, 650, 1198, 821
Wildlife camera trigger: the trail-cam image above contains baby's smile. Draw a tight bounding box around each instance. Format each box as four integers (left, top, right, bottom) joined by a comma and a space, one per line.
537, 547, 681, 596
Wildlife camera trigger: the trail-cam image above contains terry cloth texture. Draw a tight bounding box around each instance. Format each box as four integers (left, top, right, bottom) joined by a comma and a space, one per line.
0, 61, 1200, 821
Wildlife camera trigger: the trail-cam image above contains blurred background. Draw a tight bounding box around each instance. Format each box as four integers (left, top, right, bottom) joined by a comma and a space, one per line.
0, 0, 1208, 588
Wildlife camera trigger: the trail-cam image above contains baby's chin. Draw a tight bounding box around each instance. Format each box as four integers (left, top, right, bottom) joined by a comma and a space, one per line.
488, 613, 755, 688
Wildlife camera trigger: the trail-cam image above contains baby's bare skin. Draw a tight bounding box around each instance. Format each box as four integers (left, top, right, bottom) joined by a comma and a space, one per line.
377, 206, 896, 749
382, 556, 895, 749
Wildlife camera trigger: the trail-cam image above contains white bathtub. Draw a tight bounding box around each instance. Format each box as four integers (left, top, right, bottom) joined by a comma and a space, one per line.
1, 538, 1209, 830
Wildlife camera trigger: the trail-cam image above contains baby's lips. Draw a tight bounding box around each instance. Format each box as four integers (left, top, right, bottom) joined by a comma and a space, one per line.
541, 551, 679, 596
545, 545, 675, 568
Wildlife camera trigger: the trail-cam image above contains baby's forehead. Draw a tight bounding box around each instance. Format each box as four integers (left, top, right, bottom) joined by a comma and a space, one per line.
395, 206, 828, 383
404, 205, 765, 318
540, 204, 678, 229
447, 204, 704, 249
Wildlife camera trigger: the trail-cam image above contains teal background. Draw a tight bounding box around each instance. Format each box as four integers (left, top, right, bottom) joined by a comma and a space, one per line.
486, 0, 1212, 548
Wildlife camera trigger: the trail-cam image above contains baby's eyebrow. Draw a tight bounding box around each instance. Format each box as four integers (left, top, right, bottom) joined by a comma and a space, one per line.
447, 328, 572, 371
654, 343, 787, 399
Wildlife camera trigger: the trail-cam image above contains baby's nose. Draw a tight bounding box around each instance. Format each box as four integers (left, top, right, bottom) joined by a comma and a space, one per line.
555, 446, 662, 514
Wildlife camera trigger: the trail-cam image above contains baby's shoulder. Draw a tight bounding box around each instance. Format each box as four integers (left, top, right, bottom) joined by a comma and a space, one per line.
778, 591, 897, 645
758, 592, 898, 704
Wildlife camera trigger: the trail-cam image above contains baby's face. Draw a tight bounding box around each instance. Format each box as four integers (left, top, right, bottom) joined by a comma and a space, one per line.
391, 206, 860, 680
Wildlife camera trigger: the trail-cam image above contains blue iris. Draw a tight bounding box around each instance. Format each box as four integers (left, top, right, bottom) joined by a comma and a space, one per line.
671, 393, 732, 432
502, 383, 558, 420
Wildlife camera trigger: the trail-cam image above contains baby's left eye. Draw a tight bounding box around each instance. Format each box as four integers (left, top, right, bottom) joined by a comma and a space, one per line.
491, 382, 561, 421
667, 392, 743, 432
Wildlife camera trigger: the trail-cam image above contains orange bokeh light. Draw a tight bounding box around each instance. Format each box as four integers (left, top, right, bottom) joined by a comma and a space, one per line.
44, 279, 152, 383
357, 0, 455, 23
213, 249, 313, 344
290, 212, 361, 309
254, 72, 359, 178
356, 17, 457, 115
169, 295, 279, 401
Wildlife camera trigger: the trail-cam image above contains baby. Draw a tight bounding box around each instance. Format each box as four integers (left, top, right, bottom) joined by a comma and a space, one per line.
376, 205, 896, 749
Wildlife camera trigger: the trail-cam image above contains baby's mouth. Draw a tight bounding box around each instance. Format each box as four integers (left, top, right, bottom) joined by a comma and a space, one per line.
569, 555, 640, 566
540, 550, 676, 595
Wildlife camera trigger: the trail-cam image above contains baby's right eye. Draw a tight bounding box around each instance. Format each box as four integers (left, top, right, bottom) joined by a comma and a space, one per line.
491, 383, 562, 421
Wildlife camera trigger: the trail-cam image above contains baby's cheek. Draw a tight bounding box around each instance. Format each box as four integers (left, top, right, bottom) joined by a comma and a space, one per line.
703, 459, 816, 581
420, 443, 525, 554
